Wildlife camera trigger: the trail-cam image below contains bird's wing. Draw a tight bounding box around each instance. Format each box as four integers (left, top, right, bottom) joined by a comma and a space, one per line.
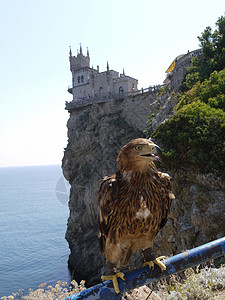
98, 174, 119, 255
158, 172, 175, 231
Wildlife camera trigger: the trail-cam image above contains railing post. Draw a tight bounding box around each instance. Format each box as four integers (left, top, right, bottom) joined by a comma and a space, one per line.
62, 237, 225, 300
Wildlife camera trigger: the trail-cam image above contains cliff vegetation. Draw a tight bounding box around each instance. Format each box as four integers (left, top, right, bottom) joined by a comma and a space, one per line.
150, 15, 225, 176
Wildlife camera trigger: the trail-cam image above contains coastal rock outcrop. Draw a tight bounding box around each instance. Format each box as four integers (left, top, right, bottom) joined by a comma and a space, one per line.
62, 91, 225, 287
62, 91, 176, 285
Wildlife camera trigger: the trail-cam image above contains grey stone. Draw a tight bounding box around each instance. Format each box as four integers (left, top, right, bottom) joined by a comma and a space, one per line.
62, 59, 225, 289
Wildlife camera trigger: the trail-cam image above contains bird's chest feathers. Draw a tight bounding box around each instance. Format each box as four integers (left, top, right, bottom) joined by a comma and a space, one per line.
134, 193, 151, 219
119, 171, 161, 221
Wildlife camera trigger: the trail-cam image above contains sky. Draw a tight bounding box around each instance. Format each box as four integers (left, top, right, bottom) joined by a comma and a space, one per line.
0, 0, 224, 167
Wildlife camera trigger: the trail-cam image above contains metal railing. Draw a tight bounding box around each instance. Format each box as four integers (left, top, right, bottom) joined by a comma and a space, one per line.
61, 237, 225, 299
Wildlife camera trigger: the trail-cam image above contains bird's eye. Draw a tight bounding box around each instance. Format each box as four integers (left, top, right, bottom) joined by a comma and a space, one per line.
135, 145, 142, 151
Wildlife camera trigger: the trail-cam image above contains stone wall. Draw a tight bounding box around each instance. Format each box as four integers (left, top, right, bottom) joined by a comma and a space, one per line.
169, 52, 192, 91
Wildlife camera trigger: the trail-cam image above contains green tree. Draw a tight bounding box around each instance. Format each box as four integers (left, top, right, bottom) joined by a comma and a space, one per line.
182, 14, 225, 91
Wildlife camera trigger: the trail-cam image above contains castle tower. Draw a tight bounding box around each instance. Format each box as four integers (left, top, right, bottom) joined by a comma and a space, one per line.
69, 44, 90, 71
69, 44, 91, 98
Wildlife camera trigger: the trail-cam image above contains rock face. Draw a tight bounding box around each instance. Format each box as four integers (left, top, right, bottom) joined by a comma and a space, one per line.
153, 171, 225, 258
62, 91, 176, 285
62, 89, 225, 287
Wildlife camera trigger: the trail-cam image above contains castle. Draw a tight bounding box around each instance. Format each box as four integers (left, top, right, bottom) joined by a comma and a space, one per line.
68, 45, 138, 100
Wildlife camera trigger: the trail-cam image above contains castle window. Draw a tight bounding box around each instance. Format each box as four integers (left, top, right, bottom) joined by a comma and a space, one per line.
119, 86, 124, 94
81, 75, 84, 83
78, 76, 80, 83
73, 78, 75, 87
99, 87, 103, 97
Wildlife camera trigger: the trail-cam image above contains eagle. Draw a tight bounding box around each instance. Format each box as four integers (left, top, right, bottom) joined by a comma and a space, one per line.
98, 138, 175, 293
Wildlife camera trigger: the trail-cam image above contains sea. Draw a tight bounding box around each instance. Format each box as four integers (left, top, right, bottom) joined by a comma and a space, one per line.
0, 165, 71, 297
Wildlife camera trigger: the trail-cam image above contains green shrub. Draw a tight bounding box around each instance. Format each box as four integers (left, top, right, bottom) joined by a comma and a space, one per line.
178, 69, 225, 110
156, 266, 225, 300
152, 101, 225, 174
1, 280, 86, 300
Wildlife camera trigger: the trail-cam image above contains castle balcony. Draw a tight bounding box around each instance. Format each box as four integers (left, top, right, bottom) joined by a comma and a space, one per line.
65, 84, 167, 111
68, 85, 73, 94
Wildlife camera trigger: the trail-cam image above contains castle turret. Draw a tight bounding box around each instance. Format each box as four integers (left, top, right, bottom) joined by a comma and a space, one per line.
69, 44, 90, 71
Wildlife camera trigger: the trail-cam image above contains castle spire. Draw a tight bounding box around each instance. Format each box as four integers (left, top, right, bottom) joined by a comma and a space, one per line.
123, 68, 125, 75
69, 46, 72, 57
79, 43, 83, 54
87, 47, 89, 57
107, 61, 109, 72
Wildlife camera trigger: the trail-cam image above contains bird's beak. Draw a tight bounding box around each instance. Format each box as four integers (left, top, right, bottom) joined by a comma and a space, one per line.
139, 143, 162, 161
151, 144, 162, 161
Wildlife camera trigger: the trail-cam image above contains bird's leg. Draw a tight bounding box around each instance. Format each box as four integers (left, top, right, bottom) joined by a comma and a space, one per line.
101, 262, 125, 294
142, 247, 166, 272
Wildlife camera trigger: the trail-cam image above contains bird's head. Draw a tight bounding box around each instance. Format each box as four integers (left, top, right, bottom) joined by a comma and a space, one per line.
117, 138, 162, 172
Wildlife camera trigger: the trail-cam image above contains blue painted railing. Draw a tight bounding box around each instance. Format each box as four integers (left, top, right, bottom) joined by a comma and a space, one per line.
62, 237, 225, 300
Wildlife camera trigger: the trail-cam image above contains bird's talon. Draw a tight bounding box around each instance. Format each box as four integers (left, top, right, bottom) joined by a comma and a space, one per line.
101, 272, 125, 294
143, 261, 155, 269
143, 256, 167, 272
156, 256, 166, 260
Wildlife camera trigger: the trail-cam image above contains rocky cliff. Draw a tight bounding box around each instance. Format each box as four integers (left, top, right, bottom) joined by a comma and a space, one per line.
62, 90, 176, 285
62, 65, 225, 288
